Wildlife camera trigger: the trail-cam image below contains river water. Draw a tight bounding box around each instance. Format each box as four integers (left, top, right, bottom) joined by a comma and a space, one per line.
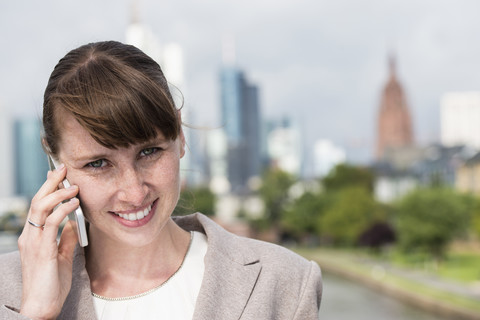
321, 273, 454, 320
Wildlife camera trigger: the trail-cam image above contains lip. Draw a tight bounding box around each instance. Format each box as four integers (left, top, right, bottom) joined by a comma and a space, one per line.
110, 199, 158, 228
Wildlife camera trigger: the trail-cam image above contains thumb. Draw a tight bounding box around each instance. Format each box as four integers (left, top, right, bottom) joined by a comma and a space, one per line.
58, 221, 78, 263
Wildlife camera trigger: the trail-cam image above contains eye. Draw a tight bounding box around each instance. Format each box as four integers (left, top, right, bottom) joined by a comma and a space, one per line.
140, 147, 159, 157
87, 159, 105, 168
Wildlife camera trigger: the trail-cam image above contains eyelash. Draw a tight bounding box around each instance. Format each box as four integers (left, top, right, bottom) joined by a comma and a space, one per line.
85, 147, 163, 170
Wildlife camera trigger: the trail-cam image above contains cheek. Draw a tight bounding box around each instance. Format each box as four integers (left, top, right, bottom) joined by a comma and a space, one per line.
76, 179, 110, 217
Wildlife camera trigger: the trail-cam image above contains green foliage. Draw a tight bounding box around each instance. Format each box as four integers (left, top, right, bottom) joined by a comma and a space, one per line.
322, 163, 374, 193
281, 191, 330, 240
174, 186, 216, 216
437, 252, 480, 283
258, 168, 296, 227
320, 186, 386, 245
395, 188, 473, 259
472, 199, 480, 239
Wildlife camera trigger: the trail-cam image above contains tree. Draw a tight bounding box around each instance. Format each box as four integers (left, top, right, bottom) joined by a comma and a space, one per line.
474, 205, 480, 239
258, 168, 296, 230
174, 186, 216, 216
395, 188, 473, 259
322, 163, 375, 194
320, 186, 386, 245
281, 191, 330, 241
470, 197, 480, 239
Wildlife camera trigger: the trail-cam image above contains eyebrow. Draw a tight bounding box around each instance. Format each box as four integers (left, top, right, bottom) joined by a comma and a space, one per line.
70, 137, 170, 163
71, 152, 111, 163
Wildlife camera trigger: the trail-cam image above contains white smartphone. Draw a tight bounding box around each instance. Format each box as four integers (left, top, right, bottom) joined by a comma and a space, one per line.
48, 156, 89, 247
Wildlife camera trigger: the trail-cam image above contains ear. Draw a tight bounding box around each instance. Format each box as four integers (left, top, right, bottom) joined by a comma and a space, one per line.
179, 128, 186, 159
41, 137, 52, 155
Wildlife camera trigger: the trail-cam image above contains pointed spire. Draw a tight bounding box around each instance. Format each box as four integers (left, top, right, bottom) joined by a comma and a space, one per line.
376, 52, 414, 159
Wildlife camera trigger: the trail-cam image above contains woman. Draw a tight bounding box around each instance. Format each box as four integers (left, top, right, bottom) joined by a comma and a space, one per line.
0, 41, 322, 319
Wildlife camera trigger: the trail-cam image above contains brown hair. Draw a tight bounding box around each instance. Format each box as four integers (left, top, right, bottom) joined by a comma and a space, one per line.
43, 41, 181, 156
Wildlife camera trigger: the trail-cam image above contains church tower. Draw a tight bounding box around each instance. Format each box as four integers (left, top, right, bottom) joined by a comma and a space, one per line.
376, 55, 414, 159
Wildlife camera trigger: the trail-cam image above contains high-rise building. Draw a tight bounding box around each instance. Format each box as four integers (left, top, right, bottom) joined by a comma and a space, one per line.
440, 91, 480, 149
220, 67, 261, 193
14, 118, 49, 199
376, 56, 414, 159
266, 117, 302, 176
0, 103, 13, 197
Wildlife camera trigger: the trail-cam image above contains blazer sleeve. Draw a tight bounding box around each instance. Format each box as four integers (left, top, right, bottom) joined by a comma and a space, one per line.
293, 261, 323, 320
0, 305, 33, 320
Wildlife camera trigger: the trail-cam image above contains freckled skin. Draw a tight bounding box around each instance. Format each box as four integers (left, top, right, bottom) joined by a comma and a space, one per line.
57, 111, 186, 250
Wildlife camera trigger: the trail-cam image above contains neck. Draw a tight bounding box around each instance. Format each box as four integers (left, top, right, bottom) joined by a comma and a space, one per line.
85, 219, 191, 298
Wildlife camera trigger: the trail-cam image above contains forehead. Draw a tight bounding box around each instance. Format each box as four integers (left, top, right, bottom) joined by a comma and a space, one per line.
56, 110, 167, 159
57, 111, 106, 156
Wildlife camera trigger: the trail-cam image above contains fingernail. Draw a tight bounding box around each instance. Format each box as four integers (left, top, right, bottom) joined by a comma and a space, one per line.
67, 185, 78, 190
70, 197, 79, 204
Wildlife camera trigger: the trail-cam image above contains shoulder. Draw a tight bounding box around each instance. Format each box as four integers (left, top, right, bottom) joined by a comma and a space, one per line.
176, 213, 322, 316
238, 235, 321, 288
176, 213, 321, 288
242, 235, 316, 270
176, 212, 319, 271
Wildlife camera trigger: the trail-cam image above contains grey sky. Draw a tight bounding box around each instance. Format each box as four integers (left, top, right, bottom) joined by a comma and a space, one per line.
1, 0, 480, 164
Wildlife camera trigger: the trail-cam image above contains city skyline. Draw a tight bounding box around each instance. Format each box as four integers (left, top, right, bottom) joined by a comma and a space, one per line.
1, 1, 480, 166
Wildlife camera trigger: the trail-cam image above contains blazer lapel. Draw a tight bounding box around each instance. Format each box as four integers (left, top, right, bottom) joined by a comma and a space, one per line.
191, 214, 262, 320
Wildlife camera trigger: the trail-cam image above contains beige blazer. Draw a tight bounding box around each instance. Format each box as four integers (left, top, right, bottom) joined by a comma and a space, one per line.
0, 213, 322, 319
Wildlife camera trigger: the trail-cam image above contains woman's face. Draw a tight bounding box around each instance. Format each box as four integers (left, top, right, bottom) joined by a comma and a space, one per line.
56, 111, 185, 248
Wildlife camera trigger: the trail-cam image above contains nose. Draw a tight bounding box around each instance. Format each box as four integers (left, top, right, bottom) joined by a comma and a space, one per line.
116, 166, 148, 206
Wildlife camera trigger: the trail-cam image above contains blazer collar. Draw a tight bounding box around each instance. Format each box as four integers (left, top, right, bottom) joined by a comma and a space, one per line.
176, 214, 262, 320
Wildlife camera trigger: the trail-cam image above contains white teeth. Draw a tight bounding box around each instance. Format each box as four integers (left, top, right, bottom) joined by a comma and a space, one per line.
115, 204, 152, 221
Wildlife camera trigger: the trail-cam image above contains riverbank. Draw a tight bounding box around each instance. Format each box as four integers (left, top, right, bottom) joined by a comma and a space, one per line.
298, 248, 480, 320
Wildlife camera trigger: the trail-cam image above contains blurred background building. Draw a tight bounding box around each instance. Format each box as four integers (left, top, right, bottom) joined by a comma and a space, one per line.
265, 117, 302, 176
220, 66, 261, 194
440, 91, 480, 149
0, 103, 13, 198
14, 118, 49, 200
375, 56, 415, 162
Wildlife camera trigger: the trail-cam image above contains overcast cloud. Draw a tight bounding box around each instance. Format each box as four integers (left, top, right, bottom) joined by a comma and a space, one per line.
1, 0, 480, 165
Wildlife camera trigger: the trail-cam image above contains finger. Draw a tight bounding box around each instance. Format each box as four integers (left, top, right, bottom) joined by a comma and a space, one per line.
32, 164, 67, 202
28, 185, 79, 225
58, 221, 78, 262
43, 198, 80, 240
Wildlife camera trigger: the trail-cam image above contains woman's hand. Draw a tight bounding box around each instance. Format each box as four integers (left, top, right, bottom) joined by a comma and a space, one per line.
17, 164, 80, 320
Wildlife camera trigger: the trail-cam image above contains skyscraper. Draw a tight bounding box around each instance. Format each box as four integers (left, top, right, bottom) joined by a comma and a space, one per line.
14, 118, 49, 199
0, 103, 13, 197
220, 67, 261, 193
266, 117, 302, 176
376, 56, 414, 159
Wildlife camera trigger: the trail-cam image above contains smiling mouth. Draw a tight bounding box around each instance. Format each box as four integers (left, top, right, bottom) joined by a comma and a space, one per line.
112, 204, 152, 221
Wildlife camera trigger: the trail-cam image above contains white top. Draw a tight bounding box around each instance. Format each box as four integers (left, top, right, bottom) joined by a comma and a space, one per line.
92, 231, 208, 320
